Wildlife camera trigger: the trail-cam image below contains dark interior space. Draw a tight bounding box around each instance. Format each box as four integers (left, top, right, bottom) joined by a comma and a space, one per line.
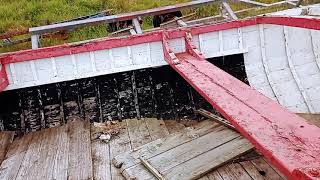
0, 53, 247, 134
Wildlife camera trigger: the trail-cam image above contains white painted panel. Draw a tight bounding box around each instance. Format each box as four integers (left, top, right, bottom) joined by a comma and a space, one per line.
168, 38, 185, 53
192, 34, 200, 50
310, 99, 320, 112
264, 25, 287, 59
55, 55, 75, 80
14, 61, 34, 83
200, 31, 220, 57
286, 27, 315, 66
222, 29, 239, 50
310, 29, 320, 70
306, 85, 320, 101
131, 43, 150, 65
300, 73, 320, 89
113, 46, 132, 67
34, 58, 55, 83
243, 29, 260, 47
149, 41, 166, 65
94, 49, 112, 71
75, 52, 93, 77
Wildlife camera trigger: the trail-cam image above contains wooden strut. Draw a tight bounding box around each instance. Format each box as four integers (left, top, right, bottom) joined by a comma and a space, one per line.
162, 30, 320, 180
139, 157, 166, 180
195, 109, 237, 131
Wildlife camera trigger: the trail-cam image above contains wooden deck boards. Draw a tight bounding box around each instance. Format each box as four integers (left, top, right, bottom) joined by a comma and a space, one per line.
0, 118, 286, 180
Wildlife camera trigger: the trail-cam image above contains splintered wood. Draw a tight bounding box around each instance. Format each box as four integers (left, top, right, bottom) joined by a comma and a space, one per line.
113, 120, 253, 180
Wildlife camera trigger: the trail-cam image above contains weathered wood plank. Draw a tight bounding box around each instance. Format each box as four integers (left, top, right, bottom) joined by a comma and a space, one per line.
113, 120, 219, 169
121, 133, 252, 179
145, 118, 169, 140
297, 113, 320, 128
206, 171, 224, 180
239, 161, 265, 180
250, 158, 284, 180
218, 163, 252, 180
15, 129, 49, 180
262, 158, 286, 179
91, 124, 112, 180
0, 131, 14, 164
67, 119, 93, 180
164, 120, 186, 134
126, 119, 152, 149
162, 136, 253, 180
110, 120, 132, 180
0, 133, 33, 180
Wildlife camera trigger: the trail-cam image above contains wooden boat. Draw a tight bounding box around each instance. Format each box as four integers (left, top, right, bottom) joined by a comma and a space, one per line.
0, 2, 320, 179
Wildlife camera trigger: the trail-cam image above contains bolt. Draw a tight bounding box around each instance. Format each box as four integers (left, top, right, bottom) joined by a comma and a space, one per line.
309, 169, 320, 177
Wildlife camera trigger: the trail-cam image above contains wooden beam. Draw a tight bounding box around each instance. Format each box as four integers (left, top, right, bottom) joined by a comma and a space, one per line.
139, 157, 165, 180
29, 0, 218, 35
222, 1, 238, 20
195, 109, 237, 131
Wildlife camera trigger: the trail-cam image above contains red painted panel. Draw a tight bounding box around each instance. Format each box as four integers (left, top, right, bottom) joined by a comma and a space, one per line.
0, 64, 9, 91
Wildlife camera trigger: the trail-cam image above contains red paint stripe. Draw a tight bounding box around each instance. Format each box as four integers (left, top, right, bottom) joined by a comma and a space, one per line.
0, 16, 320, 64
0, 64, 9, 91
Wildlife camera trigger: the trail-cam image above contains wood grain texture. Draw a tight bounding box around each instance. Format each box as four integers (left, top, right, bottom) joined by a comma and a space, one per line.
113, 120, 219, 169
0, 131, 14, 164
218, 163, 252, 180
126, 119, 152, 149
145, 118, 169, 140
118, 122, 253, 180
67, 119, 93, 180
297, 113, 320, 128
109, 120, 132, 180
0, 133, 33, 180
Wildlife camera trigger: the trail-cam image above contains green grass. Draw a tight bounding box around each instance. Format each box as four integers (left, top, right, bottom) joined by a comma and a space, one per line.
0, 0, 318, 53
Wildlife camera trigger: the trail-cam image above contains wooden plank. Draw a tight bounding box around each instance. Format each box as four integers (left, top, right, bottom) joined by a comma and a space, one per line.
109, 120, 132, 180
262, 158, 286, 179
164, 120, 186, 134
0, 131, 14, 164
195, 109, 236, 130
126, 119, 152, 149
139, 157, 165, 180
218, 163, 252, 180
29, 0, 217, 35
67, 119, 93, 180
51, 125, 69, 180
15, 130, 49, 180
91, 123, 112, 180
206, 171, 224, 180
121, 132, 252, 179
113, 120, 219, 169
0, 133, 33, 180
161, 136, 252, 180
239, 161, 265, 180
145, 118, 170, 140
297, 113, 320, 128
250, 157, 284, 180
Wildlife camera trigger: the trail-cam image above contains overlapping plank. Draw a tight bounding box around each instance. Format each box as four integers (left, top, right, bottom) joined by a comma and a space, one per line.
67, 119, 93, 180
0, 131, 14, 164
126, 119, 152, 149
0, 133, 33, 180
113, 120, 218, 169
250, 158, 284, 180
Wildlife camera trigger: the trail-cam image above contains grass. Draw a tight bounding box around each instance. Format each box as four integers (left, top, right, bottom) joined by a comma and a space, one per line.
0, 0, 318, 53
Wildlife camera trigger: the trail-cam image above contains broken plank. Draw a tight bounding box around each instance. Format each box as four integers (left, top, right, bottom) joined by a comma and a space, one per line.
0, 133, 33, 180
145, 118, 170, 140
195, 109, 236, 130
67, 119, 93, 180
110, 120, 132, 180
0, 131, 14, 164
113, 120, 219, 169
91, 124, 112, 180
